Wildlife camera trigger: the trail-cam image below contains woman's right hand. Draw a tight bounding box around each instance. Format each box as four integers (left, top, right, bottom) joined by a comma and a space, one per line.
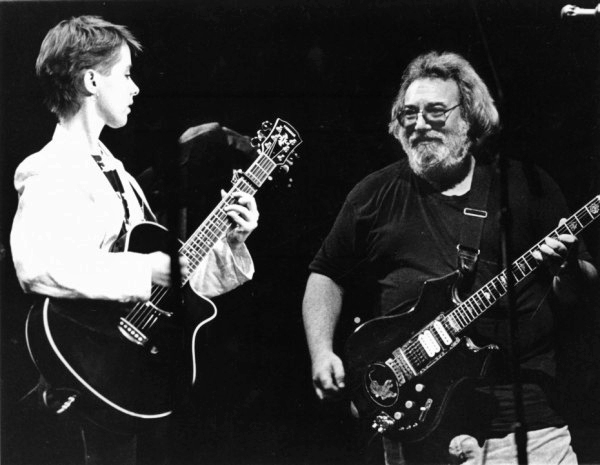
148, 251, 188, 287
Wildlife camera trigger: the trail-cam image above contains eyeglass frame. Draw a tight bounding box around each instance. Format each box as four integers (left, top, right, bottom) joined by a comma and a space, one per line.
396, 102, 462, 128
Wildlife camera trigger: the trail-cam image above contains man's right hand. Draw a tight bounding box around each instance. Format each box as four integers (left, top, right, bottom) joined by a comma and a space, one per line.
311, 350, 346, 400
148, 252, 188, 287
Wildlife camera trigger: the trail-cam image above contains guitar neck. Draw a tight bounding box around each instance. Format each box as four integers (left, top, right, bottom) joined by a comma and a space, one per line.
178, 153, 277, 284
445, 195, 600, 333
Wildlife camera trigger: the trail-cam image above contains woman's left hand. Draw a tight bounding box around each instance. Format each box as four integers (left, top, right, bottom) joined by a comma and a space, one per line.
222, 190, 259, 248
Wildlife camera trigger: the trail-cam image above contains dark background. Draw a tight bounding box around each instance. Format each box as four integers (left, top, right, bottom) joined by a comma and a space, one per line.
2, 1, 600, 464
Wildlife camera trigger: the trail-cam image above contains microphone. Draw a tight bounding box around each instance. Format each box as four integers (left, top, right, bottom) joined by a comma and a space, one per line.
561, 4, 600, 18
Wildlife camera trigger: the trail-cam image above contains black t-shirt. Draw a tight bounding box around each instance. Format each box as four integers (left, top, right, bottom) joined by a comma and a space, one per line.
310, 157, 591, 434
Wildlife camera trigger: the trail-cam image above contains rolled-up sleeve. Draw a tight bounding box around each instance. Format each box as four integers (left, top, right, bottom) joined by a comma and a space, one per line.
188, 237, 254, 298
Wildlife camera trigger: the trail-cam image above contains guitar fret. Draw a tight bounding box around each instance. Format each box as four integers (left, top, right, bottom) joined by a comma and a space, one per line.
582, 206, 595, 222
570, 215, 584, 230
522, 253, 537, 270
464, 300, 478, 319
177, 119, 301, 286
472, 294, 486, 312
455, 306, 470, 326
432, 196, 600, 341
487, 282, 502, 300
480, 287, 494, 305
122, 119, 302, 339
512, 262, 526, 281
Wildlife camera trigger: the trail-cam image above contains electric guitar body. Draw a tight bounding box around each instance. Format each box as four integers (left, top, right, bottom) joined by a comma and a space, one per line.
345, 271, 498, 443
345, 195, 600, 442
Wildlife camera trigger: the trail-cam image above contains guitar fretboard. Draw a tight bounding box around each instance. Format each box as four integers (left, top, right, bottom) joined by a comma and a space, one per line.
445, 195, 600, 334
119, 119, 301, 343
393, 195, 600, 374
179, 153, 277, 281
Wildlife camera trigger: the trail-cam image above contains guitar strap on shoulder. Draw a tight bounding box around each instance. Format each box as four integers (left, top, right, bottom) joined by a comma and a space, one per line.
457, 161, 492, 282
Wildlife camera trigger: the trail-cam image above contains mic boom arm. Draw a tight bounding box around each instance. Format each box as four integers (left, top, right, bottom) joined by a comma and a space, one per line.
561, 3, 600, 17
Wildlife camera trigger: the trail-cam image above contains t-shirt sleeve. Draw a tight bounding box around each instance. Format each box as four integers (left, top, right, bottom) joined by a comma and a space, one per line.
309, 199, 364, 285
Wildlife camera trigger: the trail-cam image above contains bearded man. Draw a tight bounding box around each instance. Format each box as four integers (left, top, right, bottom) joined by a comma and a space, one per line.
302, 51, 598, 464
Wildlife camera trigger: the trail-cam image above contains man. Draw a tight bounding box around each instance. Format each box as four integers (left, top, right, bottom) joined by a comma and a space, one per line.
302, 51, 598, 464
11, 15, 258, 464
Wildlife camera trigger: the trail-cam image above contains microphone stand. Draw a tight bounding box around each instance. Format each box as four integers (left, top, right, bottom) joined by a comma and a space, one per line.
468, 1, 528, 463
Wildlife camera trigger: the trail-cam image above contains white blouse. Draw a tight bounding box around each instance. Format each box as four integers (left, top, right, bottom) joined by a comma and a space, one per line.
11, 124, 254, 303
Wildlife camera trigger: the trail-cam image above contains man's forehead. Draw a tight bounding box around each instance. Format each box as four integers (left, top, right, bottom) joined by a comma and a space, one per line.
404, 78, 459, 104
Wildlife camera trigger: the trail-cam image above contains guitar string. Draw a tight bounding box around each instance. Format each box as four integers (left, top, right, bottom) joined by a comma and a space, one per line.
138, 144, 279, 318
128, 135, 296, 330
126, 170, 265, 328
125, 138, 284, 330
397, 198, 600, 372
127, 183, 257, 328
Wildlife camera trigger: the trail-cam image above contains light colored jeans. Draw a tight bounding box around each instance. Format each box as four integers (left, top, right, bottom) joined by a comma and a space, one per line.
384, 426, 578, 465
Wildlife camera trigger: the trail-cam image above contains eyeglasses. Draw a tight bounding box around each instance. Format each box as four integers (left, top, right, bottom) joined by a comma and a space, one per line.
396, 103, 461, 128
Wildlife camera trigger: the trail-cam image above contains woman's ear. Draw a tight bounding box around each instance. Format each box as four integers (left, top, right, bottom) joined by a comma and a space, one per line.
82, 69, 98, 95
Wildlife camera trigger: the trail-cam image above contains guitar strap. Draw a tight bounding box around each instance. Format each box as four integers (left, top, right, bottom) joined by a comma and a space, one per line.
457, 160, 492, 287
92, 154, 156, 236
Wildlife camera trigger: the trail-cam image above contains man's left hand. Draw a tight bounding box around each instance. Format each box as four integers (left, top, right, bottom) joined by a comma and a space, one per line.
531, 218, 577, 276
223, 190, 259, 248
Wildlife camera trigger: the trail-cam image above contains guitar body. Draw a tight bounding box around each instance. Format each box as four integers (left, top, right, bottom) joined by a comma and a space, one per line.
25, 222, 217, 433
22, 118, 303, 433
345, 271, 498, 442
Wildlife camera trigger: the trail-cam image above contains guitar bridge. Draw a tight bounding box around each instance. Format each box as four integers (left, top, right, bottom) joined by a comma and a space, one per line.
118, 318, 148, 346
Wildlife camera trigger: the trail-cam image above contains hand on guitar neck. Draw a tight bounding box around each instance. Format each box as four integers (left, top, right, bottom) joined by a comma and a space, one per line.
147, 191, 259, 288
221, 190, 259, 250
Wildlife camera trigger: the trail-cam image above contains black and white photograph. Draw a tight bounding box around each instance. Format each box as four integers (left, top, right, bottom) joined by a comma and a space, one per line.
1, 1, 600, 464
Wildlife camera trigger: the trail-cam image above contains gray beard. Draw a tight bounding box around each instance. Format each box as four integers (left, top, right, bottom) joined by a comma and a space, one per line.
401, 123, 473, 191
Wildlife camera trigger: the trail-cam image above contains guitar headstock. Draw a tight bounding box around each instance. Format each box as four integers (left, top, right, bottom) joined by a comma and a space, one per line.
251, 119, 302, 173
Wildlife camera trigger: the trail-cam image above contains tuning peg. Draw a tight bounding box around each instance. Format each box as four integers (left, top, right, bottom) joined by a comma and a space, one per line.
250, 137, 260, 147
261, 121, 272, 131
280, 165, 290, 173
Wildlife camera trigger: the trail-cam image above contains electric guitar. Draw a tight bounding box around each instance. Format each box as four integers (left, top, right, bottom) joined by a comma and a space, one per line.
345, 195, 600, 442
25, 119, 302, 432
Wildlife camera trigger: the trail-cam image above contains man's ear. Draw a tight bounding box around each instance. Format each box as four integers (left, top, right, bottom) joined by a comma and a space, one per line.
82, 70, 98, 95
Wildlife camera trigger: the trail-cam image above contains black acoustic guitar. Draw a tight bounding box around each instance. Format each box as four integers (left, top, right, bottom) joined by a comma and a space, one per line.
345, 195, 600, 442
25, 119, 302, 432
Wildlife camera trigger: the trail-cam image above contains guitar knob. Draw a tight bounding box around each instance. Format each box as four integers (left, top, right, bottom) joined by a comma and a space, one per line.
405, 400, 414, 409
415, 383, 425, 392
393, 411, 403, 420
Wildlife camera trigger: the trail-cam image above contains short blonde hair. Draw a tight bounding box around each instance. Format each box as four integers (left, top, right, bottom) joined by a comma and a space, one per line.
36, 15, 142, 120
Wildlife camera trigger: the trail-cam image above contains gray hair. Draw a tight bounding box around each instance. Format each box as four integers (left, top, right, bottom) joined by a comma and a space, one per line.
388, 51, 500, 146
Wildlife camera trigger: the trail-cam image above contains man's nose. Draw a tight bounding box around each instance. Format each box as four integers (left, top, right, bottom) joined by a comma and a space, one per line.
413, 111, 431, 130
